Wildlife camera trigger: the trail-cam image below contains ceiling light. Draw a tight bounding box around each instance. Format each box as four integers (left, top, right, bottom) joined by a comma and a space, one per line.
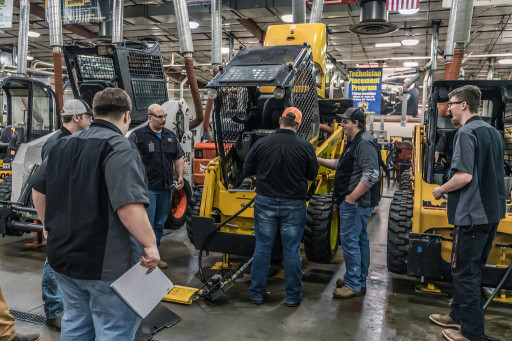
498, 58, 512, 65
399, 8, 420, 15
404, 61, 419, 67
221, 47, 229, 54
326, 63, 334, 69
401, 30, 419, 46
27, 31, 40, 38
27, 56, 34, 61
189, 21, 199, 29
375, 42, 401, 48
281, 14, 293, 23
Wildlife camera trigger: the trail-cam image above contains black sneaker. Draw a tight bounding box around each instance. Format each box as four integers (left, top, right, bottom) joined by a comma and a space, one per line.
285, 300, 301, 307
250, 298, 264, 305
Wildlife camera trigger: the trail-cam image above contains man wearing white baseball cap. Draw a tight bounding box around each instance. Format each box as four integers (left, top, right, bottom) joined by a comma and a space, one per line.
40, 98, 93, 331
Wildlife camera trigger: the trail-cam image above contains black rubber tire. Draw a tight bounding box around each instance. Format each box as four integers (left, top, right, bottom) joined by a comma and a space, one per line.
399, 169, 411, 191
387, 190, 413, 274
0, 176, 11, 202
304, 193, 339, 264
165, 179, 192, 230
185, 186, 203, 244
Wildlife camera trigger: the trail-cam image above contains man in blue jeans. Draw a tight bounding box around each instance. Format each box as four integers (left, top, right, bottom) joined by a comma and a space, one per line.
318, 107, 381, 299
244, 107, 318, 307
130, 104, 185, 269
31, 88, 160, 340
40, 99, 93, 331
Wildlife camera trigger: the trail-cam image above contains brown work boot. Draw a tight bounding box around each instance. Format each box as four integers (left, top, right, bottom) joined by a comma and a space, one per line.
333, 285, 362, 299
158, 260, 168, 269
335, 278, 366, 294
442, 329, 469, 341
46, 316, 62, 331
429, 314, 461, 329
13, 334, 41, 341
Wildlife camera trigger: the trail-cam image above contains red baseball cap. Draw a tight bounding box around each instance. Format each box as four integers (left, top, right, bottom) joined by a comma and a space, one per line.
281, 107, 302, 124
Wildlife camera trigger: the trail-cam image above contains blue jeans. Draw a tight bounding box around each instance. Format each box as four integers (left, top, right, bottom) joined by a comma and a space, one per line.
249, 194, 306, 304
54, 271, 141, 341
41, 258, 64, 319
146, 189, 172, 250
339, 201, 374, 291
449, 223, 498, 341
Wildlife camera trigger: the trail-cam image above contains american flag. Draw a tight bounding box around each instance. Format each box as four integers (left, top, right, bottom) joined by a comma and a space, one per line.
386, 0, 420, 11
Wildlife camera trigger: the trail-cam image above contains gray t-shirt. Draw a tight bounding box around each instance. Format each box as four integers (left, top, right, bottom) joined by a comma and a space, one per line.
448, 116, 505, 226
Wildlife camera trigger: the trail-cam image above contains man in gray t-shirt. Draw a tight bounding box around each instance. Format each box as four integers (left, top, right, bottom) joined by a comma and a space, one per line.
430, 85, 505, 341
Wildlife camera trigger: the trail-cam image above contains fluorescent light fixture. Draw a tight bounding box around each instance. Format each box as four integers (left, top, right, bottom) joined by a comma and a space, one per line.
281, 14, 293, 23
401, 38, 419, 46
189, 21, 199, 29
326, 63, 334, 69
27, 56, 34, 61
375, 42, 401, 48
404, 61, 419, 67
221, 47, 229, 54
402, 30, 419, 46
27, 31, 40, 38
399, 8, 419, 15
498, 58, 512, 64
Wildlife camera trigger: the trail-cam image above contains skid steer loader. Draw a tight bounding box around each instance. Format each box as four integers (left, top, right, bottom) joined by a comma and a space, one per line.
0, 76, 60, 236
188, 24, 350, 268
387, 80, 512, 289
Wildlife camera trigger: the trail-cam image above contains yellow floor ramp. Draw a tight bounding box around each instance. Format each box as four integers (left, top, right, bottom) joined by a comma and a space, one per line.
162, 285, 202, 305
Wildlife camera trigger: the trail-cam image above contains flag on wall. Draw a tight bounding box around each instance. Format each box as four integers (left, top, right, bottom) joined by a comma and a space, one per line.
386, 0, 420, 11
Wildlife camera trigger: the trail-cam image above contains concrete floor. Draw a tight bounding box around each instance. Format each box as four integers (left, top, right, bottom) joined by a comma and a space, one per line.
1, 185, 512, 341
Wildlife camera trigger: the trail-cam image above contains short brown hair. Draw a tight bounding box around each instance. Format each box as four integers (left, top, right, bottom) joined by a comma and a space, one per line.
62, 115, 73, 124
92, 88, 132, 119
281, 116, 299, 128
448, 85, 481, 114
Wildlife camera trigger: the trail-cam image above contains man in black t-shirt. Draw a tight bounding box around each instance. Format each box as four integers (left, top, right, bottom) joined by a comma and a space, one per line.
435, 116, 461, 182
244, 107, 318, 307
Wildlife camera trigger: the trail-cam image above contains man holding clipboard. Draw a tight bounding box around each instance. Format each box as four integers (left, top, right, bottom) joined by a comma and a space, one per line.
32, 88, 160, 340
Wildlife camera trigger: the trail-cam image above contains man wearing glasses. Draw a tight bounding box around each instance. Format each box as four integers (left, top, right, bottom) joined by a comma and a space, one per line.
39, 99, 93, 332
430, 85, 505, 341
130, 104, 185, 269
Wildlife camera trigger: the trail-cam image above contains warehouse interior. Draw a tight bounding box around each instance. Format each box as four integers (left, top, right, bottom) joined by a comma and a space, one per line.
0, 0, 512, 340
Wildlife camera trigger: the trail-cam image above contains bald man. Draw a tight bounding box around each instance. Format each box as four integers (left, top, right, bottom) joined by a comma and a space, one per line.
129, 104, 185, 269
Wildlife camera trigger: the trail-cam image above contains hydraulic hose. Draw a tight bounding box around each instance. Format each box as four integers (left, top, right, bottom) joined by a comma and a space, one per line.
198, 196, 256, 283
483, 262, 512, 311
203, 70, 219, 142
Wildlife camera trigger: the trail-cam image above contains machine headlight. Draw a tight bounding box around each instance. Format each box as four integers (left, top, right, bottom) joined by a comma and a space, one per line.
273, 87, 285, 100
207, 88, 218, 99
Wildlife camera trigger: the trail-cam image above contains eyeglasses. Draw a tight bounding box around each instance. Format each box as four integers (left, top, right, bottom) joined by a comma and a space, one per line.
341, 119, 352, 124
150, 114, 167, 119
447, 101, 464, 107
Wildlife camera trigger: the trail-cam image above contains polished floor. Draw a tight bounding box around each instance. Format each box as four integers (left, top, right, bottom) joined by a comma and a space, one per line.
1, 185, 511, 341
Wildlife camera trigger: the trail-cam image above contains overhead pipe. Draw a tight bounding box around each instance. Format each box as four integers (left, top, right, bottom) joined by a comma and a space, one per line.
421, 70, 430, 125
482, 57, 495, 117
310, 0, 325, 24
48, 0, 64, 111
173, 0, 204, 130
293, 0, 306, 24
112, 0, 124, 43
204, 0, 222, 141
180, 77, 188, 100
430, 21, 440, 72
439, 0, 474, 117
0, 64, 55, 76
16, 0, 30, 75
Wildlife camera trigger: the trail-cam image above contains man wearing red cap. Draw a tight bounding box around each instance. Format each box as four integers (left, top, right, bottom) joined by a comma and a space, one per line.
244, 107, 319, 307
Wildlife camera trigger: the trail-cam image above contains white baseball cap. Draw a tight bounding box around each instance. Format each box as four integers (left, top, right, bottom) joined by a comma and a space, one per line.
62, 99, 93, 116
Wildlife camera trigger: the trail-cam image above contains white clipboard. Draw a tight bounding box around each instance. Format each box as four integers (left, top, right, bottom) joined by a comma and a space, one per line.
111, 262, 173, 318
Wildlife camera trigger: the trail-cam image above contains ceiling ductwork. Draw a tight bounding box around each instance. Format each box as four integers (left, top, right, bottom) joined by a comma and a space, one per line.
348, 0, 398, 35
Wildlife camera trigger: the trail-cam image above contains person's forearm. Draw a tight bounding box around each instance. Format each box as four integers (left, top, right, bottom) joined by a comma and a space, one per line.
317, 158, 337, 169
346, 181, 370, 203
174, 157, 185, 178
32, 189, 46, 225
117, 203, 157, 248
439, 172, 472, 194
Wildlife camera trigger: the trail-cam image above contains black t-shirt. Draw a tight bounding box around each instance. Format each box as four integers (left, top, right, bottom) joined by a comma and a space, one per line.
32, 120, 149, 281
435, 129, 457, 168
243, 129, 319, 200
407, 87, 419, 116
41, 127, 72, 160
129, 124, 185, 191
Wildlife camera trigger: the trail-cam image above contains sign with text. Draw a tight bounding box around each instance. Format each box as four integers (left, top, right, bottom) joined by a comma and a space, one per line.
45, 0, 112, 24
0, 0, 13, 29
347, 68, 383, 116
